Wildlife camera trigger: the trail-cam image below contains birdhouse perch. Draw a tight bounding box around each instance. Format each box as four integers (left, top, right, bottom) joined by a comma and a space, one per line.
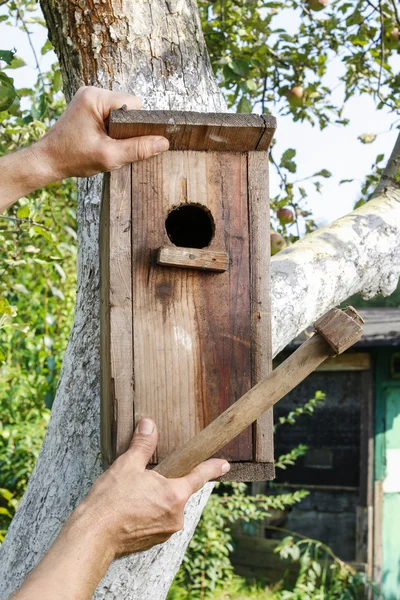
100, 110, 276, 481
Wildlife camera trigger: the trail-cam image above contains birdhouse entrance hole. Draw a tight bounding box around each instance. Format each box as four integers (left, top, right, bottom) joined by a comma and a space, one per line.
165, 204, 214, 249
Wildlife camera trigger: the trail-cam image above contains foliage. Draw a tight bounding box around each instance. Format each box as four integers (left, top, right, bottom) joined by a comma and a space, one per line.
199, 0, 400, 243
0, 487, 19, 542
274, 534, 379, 599
275, 390, 326, 427
168, 481, 308, 599
0, 1, 76, 535
168, 529, 377, 600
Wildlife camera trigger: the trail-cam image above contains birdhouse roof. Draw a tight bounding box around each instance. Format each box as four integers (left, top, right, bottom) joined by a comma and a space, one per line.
109, 109, 276, 152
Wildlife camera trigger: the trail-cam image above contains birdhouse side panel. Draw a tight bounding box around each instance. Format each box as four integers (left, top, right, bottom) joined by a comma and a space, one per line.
131, 151, 253, 462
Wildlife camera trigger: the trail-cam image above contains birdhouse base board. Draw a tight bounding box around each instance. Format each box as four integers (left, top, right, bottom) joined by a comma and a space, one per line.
218, 462, 275, 482
148, 461, 275, 482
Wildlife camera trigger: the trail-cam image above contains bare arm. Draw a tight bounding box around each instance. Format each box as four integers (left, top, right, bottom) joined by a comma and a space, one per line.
0, 86, 170, 213
10, 419, 230, 600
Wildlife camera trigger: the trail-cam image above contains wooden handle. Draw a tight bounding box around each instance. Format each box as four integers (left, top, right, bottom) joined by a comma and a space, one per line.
155, 306, 363, 479
154, 334, 333, 478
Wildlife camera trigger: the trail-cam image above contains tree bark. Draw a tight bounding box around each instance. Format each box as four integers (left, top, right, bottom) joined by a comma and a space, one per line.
0, 1, 399, 598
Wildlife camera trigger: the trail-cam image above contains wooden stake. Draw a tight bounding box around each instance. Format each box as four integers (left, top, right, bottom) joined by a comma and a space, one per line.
155, 307, 363, 479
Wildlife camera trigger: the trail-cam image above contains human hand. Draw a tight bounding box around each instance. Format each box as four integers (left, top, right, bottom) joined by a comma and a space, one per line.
33, 86, 169, 181
77, 419, 230, 558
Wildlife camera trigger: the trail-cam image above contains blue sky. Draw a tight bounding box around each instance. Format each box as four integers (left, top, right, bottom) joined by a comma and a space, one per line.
1, 8, 398, 228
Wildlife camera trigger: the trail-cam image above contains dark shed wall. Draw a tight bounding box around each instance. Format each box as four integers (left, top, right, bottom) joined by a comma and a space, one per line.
274, 370, 362, 488
256, 365, 368, 563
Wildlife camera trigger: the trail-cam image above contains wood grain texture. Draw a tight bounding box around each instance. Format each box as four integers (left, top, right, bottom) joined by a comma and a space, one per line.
315, 307, 364, 354
315, 352, 371, 371
109, 110, 276, 152
100, 165, 134, 462
157, 246, 229, 272
100, 174, 112, 466
248, 151, 274, 465
155, 334, 336, 478
131, 151, 253, 462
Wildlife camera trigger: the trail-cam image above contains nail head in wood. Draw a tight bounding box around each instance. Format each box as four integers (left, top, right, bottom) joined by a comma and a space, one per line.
314, 306, 364, 355
157, 246, 229, 272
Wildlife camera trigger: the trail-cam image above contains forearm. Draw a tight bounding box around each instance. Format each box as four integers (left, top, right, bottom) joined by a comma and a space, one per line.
11, 502, 114, 600
0, 144, 55, 213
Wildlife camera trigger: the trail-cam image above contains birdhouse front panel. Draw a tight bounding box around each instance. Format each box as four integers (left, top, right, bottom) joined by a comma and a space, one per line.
101, 110, 276, 481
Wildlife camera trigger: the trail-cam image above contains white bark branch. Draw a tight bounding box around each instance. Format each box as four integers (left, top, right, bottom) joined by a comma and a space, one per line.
271, 133, 400, 355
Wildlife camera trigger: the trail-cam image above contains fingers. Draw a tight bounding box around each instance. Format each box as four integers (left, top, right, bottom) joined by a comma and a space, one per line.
126, 418, 158, 471
74, 86, 142, 117
178, 459, 231, 499
102, 90, 142, 112
107, 135, 169, 168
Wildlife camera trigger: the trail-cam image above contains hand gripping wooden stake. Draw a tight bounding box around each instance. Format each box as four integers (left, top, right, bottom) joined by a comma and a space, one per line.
154, 307, 364, 479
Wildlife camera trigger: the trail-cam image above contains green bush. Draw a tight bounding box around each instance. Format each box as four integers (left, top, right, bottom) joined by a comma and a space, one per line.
168, 482, 308, 599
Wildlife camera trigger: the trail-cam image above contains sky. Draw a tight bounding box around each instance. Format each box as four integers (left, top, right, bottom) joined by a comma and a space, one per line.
0, 8, 398, 229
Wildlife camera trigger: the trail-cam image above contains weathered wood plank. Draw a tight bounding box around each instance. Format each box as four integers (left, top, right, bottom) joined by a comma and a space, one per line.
157, 246, 229, 272
155, 334, 339, 478
101, 165, 134, 462
248, 151, 274, 466
109, 110, 276, 152
100, 174, 112, 466
131, 151, 252, 463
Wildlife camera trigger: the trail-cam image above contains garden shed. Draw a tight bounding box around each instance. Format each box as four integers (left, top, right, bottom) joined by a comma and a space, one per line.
232, 308, 400, 600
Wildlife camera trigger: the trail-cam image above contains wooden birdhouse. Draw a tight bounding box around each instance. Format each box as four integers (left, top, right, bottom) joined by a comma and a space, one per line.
100, 110, 276, 481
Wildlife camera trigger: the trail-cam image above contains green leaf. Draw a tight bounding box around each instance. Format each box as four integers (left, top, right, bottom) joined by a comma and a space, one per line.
231, 59, 250, 77
0, 50, 16, 66
41, 39, 54, 55
0, 297, 13, 315
0, 71, 17, 112
53, 69, 63, 93
7, 57, 26, 69
313, 169, 331, 178
31, 226, 53, 242
280, 148, 297, 173
245, 79, 257, 91
0, 488, 13, 501
237, 97, 252, 113
17, 205, 30, 219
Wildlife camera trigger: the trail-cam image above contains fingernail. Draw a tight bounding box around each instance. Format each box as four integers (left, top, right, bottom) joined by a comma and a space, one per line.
153, 138, 169, 155
221, 462, 230, 475
137, 419, 154, 435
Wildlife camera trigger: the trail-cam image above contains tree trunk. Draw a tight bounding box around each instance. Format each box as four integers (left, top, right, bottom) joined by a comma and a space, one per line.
0, 0, 399, 598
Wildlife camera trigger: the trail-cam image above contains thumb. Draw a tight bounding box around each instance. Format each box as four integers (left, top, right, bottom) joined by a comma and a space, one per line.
127, 418, 158, 471
112, 135, 169, 166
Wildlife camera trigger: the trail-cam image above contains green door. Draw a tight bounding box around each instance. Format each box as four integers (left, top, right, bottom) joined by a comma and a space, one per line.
382, 387, 400, 599
375, 350, 400, 599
